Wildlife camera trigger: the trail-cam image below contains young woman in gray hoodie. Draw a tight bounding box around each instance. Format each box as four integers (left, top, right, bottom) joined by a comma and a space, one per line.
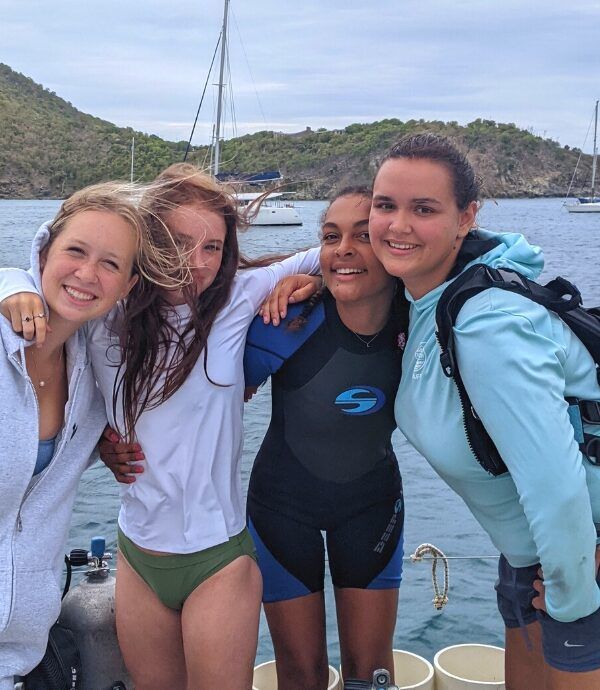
0, 184, 183, 689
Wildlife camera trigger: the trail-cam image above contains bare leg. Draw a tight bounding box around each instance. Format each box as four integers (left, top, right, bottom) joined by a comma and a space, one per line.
505, 622, 546, 690
181, 555, 262, 690
263, 591, 329, 690
334, 587, 398, 682
546, 666, 600, 690
115, 551, 187, 690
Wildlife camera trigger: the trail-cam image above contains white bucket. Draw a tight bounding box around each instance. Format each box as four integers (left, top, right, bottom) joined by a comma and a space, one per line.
252, 660, 341, 690
434, 644, 505, 689
340, 649, 434, 690
392, 649, 435, 689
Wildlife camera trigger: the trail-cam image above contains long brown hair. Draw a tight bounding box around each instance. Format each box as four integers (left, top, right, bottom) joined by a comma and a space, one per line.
113, 164, 245, 439
114, 163, 296, 439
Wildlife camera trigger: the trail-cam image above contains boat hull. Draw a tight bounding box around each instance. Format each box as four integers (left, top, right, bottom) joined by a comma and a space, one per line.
245, 205, 303, 226
566, 203, 600, 213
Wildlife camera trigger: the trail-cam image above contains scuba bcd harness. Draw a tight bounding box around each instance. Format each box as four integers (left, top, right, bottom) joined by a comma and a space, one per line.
435, 263, 600, 476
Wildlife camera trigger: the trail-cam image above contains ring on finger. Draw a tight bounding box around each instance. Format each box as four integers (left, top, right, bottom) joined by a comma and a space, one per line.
33, 313, 46, 319
21, 315, 34, 323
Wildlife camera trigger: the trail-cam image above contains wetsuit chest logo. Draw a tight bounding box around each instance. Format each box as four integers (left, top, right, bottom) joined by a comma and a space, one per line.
334, 387, 386, 415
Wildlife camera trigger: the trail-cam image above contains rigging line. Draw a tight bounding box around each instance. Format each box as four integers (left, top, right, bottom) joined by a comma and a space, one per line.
231, 9, 268, 127
216, 42, 238, 173
403, 555, 498, 561
226, 38, 238, 140
564, 108, 595, 203
183, 32, 222, 162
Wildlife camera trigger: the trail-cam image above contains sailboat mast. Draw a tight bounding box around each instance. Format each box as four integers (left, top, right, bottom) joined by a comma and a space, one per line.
213, 0, 230, 176
591, 99, 598, 200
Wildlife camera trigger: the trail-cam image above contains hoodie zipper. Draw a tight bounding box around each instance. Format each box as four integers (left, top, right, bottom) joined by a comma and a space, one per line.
435, 329, 508, 476
15, 351, 41, 532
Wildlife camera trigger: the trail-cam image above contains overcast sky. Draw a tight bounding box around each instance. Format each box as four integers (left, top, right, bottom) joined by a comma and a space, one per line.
2, 0, 598, 150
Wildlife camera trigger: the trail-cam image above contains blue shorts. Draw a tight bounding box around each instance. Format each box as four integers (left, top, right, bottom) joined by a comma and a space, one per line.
495, 553, 600, 672
247, 493, 404, 603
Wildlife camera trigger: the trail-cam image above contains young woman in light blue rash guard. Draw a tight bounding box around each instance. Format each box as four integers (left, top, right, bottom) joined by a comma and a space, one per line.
368, 133, 600, 690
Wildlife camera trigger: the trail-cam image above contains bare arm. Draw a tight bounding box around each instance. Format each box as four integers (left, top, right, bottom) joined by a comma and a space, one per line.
98, 426, 146, 485
258, 274, 322, 325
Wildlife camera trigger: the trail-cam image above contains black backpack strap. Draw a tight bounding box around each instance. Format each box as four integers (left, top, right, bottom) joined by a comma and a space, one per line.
567, 398, 600, 466
435, 264, 596, 476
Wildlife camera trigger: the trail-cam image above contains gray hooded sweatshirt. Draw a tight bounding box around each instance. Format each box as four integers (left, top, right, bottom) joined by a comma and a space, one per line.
0, 224, 107, 685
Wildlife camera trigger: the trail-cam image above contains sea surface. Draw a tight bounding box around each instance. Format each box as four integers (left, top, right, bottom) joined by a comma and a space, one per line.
2, 197, 600, 667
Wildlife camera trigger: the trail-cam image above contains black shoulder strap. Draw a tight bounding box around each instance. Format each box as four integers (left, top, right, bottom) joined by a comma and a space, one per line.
435, 263, 600, 475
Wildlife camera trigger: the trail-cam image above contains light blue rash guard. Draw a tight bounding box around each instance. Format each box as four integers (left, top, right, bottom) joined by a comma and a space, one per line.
397, 229, 600, 623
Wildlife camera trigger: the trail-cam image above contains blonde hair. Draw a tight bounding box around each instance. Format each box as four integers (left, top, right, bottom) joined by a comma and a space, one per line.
49, 181, 190, 291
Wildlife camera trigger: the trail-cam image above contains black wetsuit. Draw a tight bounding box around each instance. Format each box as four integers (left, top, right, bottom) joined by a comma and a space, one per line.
244, 290, 409, 602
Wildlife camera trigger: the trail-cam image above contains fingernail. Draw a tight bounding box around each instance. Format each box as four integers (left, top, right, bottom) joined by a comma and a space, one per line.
135, 452, 145, 460
109, 433, 119, 442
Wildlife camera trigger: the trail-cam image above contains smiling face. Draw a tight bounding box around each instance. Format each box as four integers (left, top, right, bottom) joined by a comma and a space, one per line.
369, 157, 477, 299
161, 202, 227, 305
320, 194, 395, 307
40, 209, 139, 326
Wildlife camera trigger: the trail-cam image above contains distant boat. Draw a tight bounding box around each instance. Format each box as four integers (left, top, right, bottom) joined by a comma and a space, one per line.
235, 192, 302, 226
566, 100, 600, 213
216, 170, 302, 226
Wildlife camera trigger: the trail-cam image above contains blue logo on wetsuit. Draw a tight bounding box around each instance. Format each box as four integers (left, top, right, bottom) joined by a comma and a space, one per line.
334, 387, 386, 415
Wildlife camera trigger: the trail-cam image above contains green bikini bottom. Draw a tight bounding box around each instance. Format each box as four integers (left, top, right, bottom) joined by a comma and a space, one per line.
117, 526, 257, 610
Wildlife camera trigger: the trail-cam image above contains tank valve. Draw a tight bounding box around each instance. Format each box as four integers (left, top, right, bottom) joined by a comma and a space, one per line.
66, 536, 113, 581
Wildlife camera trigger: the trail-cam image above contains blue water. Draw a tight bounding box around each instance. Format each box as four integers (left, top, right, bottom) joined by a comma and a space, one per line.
2, 198, 600, 667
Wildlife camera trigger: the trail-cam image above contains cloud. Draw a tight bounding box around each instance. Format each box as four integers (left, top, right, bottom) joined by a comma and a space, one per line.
1, 0, 598, 149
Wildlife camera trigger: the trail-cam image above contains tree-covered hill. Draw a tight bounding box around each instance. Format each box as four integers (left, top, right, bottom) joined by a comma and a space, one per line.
204, 119, 591, 200
0, 63, 187, 198
0, 63, 593, 200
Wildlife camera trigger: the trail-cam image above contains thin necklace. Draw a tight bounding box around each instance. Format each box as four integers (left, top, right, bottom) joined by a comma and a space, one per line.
28, 347, 64, 388
351, 329, 382, 348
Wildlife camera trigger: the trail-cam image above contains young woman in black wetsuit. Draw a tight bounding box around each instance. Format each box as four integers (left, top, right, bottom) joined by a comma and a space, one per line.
244, 188, 409, 690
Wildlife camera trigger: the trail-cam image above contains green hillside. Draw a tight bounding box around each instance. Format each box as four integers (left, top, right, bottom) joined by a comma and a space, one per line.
201, 119, 589, 199
0, 64, 187, 198
0, 63, 593, 200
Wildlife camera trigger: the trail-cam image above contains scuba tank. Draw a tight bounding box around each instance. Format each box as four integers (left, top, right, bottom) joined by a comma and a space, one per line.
58, 537, 131, 690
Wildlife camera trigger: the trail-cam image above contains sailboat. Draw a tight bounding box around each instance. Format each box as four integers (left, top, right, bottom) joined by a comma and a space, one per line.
566, 100, 600, 213
194, 0, 302, 226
